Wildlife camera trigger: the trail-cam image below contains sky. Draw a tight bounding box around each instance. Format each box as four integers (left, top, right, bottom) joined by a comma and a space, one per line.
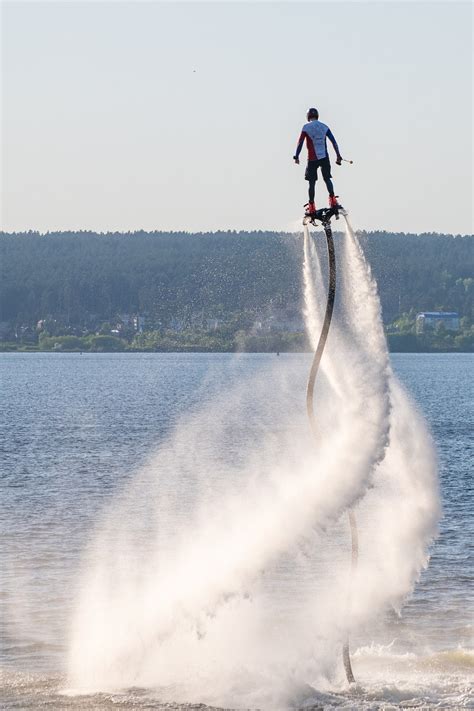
1, 1, 473, 234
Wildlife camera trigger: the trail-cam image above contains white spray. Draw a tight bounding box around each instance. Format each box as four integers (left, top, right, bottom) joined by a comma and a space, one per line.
67, 217, 440, 708
302, 216, 440, 628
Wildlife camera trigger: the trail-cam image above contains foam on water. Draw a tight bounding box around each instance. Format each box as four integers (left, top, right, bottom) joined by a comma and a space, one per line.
4, 645, 474, 710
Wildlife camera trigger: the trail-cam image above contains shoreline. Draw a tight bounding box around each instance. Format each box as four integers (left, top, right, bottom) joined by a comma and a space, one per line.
1, 347, 472, 354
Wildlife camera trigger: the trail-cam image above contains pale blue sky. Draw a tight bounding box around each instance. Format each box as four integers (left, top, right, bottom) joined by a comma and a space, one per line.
1, 1, 472, 234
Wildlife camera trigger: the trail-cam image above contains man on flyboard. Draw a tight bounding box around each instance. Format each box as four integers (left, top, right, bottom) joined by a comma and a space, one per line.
293, 107, 342, 216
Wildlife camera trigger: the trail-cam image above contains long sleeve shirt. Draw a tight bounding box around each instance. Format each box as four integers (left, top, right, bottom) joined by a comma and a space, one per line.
294, 119, 341, 161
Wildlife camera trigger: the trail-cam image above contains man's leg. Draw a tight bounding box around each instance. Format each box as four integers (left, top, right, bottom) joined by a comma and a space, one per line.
321, 158, 335, 196
324, 176, 335, 196
305, 161, 317, 210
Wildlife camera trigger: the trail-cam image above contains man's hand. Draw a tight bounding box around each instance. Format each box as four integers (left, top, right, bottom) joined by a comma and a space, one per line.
293, 156, 300, 165
336, 156, 342, 166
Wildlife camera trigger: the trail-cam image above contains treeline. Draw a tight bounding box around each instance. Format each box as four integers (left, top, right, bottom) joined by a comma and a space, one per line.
27, 330, 306, 354
0, 230, 300, 326
359, 231, 473, 322
1, 229, 473, 328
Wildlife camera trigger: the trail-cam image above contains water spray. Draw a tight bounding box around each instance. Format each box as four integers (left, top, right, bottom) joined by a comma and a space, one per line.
303, 205, 357, 684
66, 204, 440, 703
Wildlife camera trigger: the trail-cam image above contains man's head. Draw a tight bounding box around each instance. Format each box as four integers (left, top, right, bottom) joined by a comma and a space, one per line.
307, 107, 319, 121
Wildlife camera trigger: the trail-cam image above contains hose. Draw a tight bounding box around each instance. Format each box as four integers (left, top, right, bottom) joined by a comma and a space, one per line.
304, 218, 357, 684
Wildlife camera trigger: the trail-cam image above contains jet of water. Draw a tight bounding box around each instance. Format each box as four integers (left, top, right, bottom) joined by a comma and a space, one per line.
67, 217, 439, 708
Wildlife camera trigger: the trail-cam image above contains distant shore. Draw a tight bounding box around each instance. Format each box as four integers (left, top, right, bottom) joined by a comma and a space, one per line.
1, 342, 472, 354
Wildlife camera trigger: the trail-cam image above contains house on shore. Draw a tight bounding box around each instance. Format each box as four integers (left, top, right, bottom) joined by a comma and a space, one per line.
416, 312, 459, 334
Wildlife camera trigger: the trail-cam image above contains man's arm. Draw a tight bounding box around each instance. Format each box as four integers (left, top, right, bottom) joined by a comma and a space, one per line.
327, 128, 342, 165
293, 131, 306, 164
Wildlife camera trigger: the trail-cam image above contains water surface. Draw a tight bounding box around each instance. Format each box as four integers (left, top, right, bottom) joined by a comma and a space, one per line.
1, 353, 472, 709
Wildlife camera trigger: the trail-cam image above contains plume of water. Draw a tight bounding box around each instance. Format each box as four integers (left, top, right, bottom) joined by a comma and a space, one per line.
302, 216, 440, 633
67, 218, 439, 708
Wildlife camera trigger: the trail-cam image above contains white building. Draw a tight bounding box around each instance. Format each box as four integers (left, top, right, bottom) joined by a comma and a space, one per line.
416, 312, 459, 333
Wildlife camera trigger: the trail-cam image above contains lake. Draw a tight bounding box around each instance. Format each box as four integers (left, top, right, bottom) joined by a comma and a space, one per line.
1, 352, 472, 709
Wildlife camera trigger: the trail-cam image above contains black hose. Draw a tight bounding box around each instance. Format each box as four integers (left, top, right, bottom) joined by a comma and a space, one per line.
304, 219, 357, 684
305, 221, 336, 421
342, 510, 358, 683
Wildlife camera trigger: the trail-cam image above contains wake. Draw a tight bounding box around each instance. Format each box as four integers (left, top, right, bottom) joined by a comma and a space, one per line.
67, 217, 440, 708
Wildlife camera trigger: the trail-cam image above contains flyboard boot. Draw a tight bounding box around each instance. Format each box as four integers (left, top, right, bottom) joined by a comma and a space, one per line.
304, 202, 317, 216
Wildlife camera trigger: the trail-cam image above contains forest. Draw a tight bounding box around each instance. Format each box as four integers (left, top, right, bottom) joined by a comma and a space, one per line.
1, 229, 472, 351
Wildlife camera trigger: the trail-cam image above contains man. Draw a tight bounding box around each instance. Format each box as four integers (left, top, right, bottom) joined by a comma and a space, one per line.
293, 107, 342, 215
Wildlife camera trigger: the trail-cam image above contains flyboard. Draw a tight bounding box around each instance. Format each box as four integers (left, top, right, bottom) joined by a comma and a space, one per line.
303, 202, 358, 685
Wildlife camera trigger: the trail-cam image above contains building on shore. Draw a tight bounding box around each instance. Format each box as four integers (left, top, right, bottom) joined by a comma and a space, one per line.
416, 312, 459, 334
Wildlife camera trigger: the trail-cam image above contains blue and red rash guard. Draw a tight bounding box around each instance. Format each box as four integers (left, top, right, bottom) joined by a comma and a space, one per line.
295, 120, 341, 161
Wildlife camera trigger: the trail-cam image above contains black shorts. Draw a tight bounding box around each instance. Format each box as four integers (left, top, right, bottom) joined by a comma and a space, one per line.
305, 157, 332, 182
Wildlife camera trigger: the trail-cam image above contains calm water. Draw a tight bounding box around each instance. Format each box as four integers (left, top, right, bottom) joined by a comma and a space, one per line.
1, 352, 473, 709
